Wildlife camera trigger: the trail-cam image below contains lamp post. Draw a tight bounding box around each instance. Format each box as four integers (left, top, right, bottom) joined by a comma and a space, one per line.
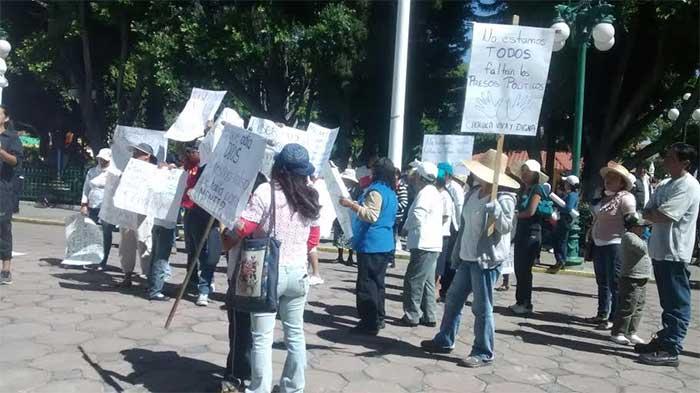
550, 1, 615, 267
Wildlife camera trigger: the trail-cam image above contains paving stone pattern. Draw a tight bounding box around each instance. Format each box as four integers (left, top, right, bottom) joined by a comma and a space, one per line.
1, 222, 699, 392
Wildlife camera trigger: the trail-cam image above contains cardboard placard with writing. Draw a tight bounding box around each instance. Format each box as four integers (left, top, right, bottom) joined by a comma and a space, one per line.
111, 126, 168, 172
461, 23, 555, 136
63, 214, 104, 266
165, 88, 227, 142
191, 124, 267, 229
421, 134, 475, 167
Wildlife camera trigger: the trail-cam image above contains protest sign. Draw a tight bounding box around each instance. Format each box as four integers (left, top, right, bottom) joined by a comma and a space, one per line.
306, 122, 339, 176
314, 179, 336, 240
199, 108, 245, 167
113, 159, 187, 222
460, 22, 555, 136
165, 88, 227, 141
99, 172, 139, 229
63, 214, 103, 266
321, 163, 353, 239
191, 124, 267, 229
111, 126, 168, 172
421, 134, 475, 167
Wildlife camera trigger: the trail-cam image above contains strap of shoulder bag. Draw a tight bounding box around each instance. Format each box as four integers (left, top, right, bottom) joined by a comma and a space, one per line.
269, 181, 277, 238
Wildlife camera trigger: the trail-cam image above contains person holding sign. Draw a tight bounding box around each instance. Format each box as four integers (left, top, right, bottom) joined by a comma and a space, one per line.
222, 144, 321, 393
339, 158, 398, 336
399, 161, 443, 328
117, 143, 156, 289
80, 148, 115, 271
148, 161, 180, 302
421, 150, 518, 368
509, 160, 550, 316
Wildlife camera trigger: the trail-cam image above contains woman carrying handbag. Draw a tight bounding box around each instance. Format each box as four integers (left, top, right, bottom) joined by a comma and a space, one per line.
223, 143, 321, 393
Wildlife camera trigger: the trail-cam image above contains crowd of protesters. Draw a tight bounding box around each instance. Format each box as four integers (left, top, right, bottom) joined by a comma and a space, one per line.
1, 102, 698, 392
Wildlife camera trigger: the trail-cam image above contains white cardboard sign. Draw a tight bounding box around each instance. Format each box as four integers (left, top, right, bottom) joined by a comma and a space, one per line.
191, 124, 267, 229
421, 134, 475, 167
63, 214, 104, 266
113, 159, 187, 223
199, 108, 246, 167
111, 126, 168, 172
99, 172, 139, 229
321, 163, 353, 239
165, 88, 227, 141
461, 23, 555, 136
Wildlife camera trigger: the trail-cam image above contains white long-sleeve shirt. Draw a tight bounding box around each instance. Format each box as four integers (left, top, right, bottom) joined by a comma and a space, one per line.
404, 184, 444, 252
446, 179, 465, 231
81, 166, 109, 209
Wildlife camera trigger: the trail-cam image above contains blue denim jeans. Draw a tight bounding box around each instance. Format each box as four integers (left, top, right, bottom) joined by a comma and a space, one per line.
432, 261, 500, 360
592, 244, 622, 321
198, 226, 222, 296
247, 266, 309, 393
148, 225, 175, 298
652, 261, 692, 355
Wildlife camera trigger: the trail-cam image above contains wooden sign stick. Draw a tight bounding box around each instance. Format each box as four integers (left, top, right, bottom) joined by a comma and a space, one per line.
487, 14, 519, 236
165, 216, 216, 329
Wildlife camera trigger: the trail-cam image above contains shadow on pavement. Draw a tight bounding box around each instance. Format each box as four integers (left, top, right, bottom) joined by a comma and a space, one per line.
532, 286, 595, 298
493, 306, 595, 328
80, 346, 223, 392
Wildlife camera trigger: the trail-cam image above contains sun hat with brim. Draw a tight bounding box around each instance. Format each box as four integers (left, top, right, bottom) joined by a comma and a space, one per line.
416, 161, 439, 182
275, 143, 315, 177
463, 149, 520, 190
511, 159, 549, 184
132, 143, 154, 156
562, 175, 580, 187
599, 161, 634, 191
96, 148, 111, 161
340, 168, 359, 184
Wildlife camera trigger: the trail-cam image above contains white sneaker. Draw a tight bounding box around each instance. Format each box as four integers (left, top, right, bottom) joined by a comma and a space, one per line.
627, 334, 646, 345
308, 275, 324, 286
610, 334, 631, 345
509, 304, 532, 315
210, 283, 216, 293
196, 294, 209, 307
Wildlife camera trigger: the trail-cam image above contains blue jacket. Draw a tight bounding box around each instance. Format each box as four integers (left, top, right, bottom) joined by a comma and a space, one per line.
351, 182, 398, 253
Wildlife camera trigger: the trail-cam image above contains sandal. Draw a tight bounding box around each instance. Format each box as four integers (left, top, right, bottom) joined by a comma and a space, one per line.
495, 285, 509, 292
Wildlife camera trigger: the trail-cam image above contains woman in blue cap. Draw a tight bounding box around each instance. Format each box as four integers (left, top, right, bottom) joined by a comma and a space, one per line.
223, 143, 321, 393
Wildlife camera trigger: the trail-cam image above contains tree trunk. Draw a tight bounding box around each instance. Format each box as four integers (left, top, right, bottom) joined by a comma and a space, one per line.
116, 10, 129, 123
77, 0, 105, 152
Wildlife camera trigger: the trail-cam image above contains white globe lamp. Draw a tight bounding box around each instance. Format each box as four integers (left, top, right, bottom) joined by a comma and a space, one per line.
0, 58, 6, 74
552, 39, 566, 52
692, 108, 700, 122
667, 108, 680, 121
592, 22, 615, 43
594, 37, 615, 51
0, 40, 10, 59
683, 93, 692, 101
0, 76, 8, 88
551, 22, 571, 42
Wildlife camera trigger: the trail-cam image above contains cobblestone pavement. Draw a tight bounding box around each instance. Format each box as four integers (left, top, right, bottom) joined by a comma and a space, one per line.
1, 222, 699, 393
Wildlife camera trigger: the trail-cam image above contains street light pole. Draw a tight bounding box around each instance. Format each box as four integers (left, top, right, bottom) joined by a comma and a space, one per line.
572, 42, 588, 177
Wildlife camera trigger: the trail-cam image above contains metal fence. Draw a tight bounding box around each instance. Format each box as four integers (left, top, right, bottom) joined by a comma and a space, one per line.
20, 165, 86, 205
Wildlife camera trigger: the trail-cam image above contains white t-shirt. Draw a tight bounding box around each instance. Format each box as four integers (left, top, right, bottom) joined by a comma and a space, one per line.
648, 173, 700, 263
440, 189, 454, 237
460, 190, 490, 262
404, 184, 444, 252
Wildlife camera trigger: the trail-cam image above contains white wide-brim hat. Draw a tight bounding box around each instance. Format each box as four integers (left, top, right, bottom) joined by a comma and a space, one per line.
600, 161, 634, 191
96, 148, 112, 161
462, 149, 520, 190
511, 159, 549, 184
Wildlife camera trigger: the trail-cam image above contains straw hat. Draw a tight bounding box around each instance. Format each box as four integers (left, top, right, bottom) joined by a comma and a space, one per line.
600, 161, 634, 191
340, 168, 359, 184
511, 159, 549, 184
462, 149, 520, 190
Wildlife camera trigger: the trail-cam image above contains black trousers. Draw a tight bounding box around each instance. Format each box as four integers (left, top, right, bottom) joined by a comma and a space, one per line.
0, 220, 11, 261
225, 285, 252, 381
356, 252, 391, 330
514, 228, 542, 307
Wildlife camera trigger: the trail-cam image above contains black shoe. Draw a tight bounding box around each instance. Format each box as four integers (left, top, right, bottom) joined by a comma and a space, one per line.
420, 320, 437, 328
639, 350, 679, 367
396, 316, 418, 327
149, 293, 170, 301
420, 339, 453, 354
634, 338, 662, 354
117, 277, 133, 288
350, 325, 379, 336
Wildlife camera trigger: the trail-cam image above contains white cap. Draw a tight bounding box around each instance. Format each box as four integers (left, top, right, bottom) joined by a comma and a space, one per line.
416, 161, 439, 181
96, 148, 112, 161
562, 175, 580, 187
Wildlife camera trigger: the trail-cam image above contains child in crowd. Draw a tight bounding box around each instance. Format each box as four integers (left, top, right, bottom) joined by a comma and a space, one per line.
610, 212, 651, 345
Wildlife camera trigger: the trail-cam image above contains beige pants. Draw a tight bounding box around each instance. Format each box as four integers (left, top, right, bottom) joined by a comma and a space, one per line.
119, 224, 152, 275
